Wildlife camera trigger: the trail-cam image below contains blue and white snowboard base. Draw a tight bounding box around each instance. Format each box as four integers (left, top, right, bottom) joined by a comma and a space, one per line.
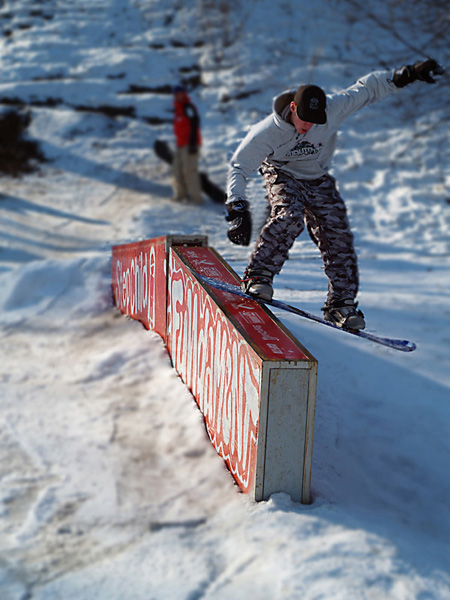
198, 274, 416, 353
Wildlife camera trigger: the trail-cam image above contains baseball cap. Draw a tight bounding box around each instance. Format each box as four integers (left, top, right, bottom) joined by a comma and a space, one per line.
293, 84, 327, 124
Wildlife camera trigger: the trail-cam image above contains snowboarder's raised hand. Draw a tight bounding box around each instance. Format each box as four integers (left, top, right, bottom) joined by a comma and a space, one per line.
393, 58, 444, 88
226, 199, 252, 246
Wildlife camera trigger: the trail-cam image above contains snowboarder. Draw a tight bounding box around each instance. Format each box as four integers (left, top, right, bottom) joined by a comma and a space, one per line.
172, 85, 203, 205
225, 59, 444, 330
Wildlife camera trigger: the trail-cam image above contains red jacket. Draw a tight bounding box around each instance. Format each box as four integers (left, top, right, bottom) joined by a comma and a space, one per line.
173, 93, 202, 149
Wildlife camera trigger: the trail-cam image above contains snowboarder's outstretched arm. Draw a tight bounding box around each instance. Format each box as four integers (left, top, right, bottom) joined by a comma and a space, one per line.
328, 58, 444, 126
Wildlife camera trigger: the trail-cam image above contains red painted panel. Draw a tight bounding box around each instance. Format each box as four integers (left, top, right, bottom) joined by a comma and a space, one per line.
177, 246, 308, 361
167, 250, 260, 493
112, 237, 167, 339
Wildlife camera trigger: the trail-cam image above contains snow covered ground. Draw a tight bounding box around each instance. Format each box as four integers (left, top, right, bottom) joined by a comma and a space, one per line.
0, 0, 449, 598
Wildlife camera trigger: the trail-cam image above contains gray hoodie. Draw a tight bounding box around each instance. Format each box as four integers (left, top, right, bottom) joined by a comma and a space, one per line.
227, 70, 399, 204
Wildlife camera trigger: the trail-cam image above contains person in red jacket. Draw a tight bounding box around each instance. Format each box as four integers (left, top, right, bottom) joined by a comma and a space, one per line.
172, 85, 202, 205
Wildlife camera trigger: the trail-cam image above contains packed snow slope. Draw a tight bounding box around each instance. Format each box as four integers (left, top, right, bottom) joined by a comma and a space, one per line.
0, 0, 449, 598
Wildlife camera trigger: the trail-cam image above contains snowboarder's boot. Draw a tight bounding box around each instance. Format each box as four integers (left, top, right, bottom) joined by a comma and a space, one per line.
322, 298, 365, 331
241, 268, 274, 301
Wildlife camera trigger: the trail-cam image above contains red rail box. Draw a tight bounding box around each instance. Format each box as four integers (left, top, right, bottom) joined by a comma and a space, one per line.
167, 246, 317, 502
112, 236, 317, 503
112, 235, 207, 340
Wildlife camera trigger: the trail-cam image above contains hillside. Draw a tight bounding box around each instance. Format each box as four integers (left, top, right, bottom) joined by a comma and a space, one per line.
0, 1, 449, 598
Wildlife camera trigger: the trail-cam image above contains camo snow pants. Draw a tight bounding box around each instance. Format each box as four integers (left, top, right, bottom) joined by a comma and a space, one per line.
247, 163, 359, 303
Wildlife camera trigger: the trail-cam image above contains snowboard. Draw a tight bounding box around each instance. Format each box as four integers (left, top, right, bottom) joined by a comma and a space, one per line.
198, 274, 417, 353
153, 139, 226, 204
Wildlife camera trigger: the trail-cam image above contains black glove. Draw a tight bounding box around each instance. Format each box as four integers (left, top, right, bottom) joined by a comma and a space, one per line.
226, 199, 252, 246
188, 145, 198, 154
393, 58, 444, 88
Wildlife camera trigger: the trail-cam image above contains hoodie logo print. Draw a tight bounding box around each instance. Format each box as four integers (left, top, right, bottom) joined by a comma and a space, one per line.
286, 141, 322, 158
